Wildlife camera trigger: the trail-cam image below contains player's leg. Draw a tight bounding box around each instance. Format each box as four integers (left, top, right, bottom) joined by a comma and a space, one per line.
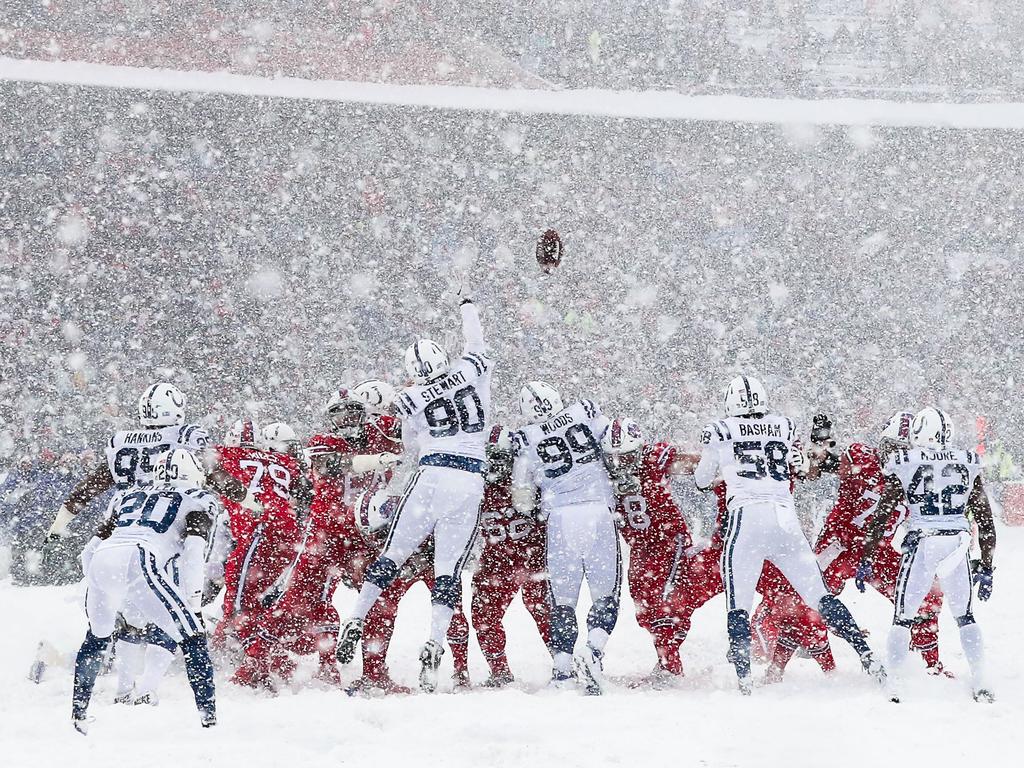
871, 543, 943, 670
720, 507, 763, 691
73, 547, 132, 730
447, 599, 471, 688
358, 576, 414, 693
520, 545, 553, 650
913, 584, 945, 673
772, 520, 878, 673
419, 471, 483, 692
132, 626, 178, 704
886, 533, 944, 700
337, 469, 438, 664
575, 506, 622, 694
546, 507, 586, 682
471, 552, 519, 685
937, 536, 990, 700
132, 547, 215, 725
112, 624, 146, 703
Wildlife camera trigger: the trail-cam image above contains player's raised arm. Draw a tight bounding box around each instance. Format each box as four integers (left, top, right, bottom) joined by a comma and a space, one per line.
693, 425, 721, 492
511, 446, 537, 514
968, 475, 996, 599
457, 286, 486, 357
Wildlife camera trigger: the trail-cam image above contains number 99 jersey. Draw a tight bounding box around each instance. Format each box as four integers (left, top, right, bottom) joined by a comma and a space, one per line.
393, 354, 493, 462
513, 400, 613, 513
104, 483, 220, 564
105, 424, 210, 490
884, 447, 982, 533
696, 415, 798, 511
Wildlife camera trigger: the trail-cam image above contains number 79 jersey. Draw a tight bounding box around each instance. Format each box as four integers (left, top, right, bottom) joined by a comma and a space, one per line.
513, 400, 613, 513
884, 447, 982, 533
393, 353, 493, 462
696, 414, 797, 510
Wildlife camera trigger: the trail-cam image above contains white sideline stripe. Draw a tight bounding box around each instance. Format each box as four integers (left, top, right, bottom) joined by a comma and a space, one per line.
4, 57, 1024, 129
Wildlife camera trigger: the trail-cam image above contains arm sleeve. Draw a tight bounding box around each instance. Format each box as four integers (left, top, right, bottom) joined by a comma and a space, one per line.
179, 536, 206, 611
693, 449, 720, 491
460, 301, 485, 356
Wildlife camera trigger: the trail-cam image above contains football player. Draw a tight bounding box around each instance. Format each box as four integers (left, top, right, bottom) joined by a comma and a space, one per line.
811, 412, 947, 673
512, 383, 617, 695
860, 407, 996, 703
471, 426, 551, 688
46, 383, 260, 543
336, 289, 493, 694
694, 375, 883, 694
600, 418, 698, 680
71, 449, 219, 733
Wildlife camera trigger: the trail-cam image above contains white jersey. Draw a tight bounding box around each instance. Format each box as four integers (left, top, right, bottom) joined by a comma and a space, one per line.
393, 303, 492, 463
884, 447, 983, 533
101, 482, 220, 565
694, 414, 798, 510
105, 423, 210, 490
513, 400, 613, 512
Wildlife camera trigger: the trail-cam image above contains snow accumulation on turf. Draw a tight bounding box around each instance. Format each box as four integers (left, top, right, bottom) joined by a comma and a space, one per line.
4, 56, 1024, 129
0, 527, 1018, 768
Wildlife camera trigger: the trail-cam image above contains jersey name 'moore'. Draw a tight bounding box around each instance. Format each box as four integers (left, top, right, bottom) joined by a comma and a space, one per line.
106, 423, 210, 490
514, 400, 613, 512
884, 447, 982, 532
696, 414, 797, 510
104, 483, 220, 564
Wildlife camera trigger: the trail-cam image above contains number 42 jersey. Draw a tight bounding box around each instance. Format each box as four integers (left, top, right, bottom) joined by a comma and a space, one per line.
695, 414, 798, 511
514, 400, 613, 513
884, 447, 982, 533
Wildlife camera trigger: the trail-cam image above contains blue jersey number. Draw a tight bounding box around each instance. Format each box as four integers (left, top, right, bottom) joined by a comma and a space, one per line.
115, 490, 182, 534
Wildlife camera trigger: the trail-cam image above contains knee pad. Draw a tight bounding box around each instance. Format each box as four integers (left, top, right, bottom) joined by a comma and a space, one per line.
364, 557, 399, 591
550, 605, 578, 655
431, 575, 462, 610
586, 596, 620, 635
144, 625, 179, 653
955, 612, 976, 628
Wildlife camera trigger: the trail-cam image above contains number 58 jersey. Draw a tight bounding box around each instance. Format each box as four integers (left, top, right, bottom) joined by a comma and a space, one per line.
514, 400, 613, 513
696, 414, 798, 511
884, 448, 982, 533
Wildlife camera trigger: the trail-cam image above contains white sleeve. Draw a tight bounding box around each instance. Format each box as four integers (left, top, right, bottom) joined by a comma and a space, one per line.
203, 513, 231, 580
511, 453, 537, 513
460, 301, 486, 356
80, 536, 102, 573
180, 535, 207, 612
694, 448, 720, 491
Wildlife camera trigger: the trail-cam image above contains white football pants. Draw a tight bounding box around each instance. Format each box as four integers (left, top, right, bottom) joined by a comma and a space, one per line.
546, 503, 621, 608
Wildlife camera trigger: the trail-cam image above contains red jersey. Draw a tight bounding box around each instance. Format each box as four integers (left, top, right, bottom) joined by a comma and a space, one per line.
616, 443, 690, 550
307, 415, 403, 509
479, 476, 544, 554
218, 445, 302, 515
815, 443, 903, 556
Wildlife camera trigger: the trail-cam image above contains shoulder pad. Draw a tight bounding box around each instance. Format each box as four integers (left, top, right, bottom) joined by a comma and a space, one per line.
394, 390, 418, 417
700, 424, 720, 446
460, 353, 489, 377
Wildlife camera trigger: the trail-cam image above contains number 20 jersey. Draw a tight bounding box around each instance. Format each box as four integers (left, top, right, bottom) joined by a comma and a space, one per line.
884, 447, 982, 533
105, 424, 211, 490
103, 482, 220, 564
393, 354, 493, 462
514, 400, 613, 513
698, 414, 797, 510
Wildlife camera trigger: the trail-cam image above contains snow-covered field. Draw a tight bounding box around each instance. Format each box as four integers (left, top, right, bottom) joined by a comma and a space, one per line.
2, 527, 1018, 768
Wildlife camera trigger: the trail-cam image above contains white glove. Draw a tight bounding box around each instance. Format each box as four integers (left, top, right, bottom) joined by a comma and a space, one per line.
511, 486, 537, 515
788, 444, 808, 476
46, 505, 76, 542
239, 488, 264, 515
350, 453, 403, 474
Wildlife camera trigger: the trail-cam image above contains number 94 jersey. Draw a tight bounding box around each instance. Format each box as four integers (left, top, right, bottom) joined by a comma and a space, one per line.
104, 483, 220, 564
393, 354, 493, 462
514, 400, 613, 513
106, 424, 210, 490
696, 415, 798, 510
884, 448, 982, 533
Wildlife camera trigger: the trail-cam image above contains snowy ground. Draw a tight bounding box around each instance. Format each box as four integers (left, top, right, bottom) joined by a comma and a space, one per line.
1, 529, 1018, 768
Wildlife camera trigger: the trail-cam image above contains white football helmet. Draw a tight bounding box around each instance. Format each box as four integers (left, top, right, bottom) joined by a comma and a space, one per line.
601, 417, 644, 455
352, 379, 396, 414
519, 381, 563, 422
911, 407, 954, 450
261, 422, 298, 453
138, 382, 186, 428
404, 340, 450, 385
354, 488, 400, 540
879, 411, 914, 447
326, 388, 366, 434
224, 418, 258, 448
154, 448, 206, 487
723, 375, 768, 417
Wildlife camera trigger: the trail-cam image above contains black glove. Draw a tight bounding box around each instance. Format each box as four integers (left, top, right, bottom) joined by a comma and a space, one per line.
811, 413, 833, 445
972, 561, 994, 601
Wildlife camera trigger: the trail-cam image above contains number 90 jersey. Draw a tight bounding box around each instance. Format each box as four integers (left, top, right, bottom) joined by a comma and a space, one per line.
513, 400, 613, 513
105, 424, 210, 490
884, 448, 982, 533
393, 354, 493, 462
104, 483, 220, 564
695, 414, 798, 511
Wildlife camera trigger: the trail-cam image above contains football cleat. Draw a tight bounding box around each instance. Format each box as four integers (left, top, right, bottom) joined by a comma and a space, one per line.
335, 619, 364, 665
547, 670, 576, 691
973, 688, 995, 703
418, 640, 445, 693
131, 692, 158, 706
860, 652, 887, 684
72, 716, 91, 736
483, 669, 515, 689
737, 674, 753, 696
200, 710, 217, 728
573, 645, 605, 696
113, 690, 134, 705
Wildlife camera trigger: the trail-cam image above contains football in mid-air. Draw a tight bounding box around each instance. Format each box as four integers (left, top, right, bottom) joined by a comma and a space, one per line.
536, 229, 563, 274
